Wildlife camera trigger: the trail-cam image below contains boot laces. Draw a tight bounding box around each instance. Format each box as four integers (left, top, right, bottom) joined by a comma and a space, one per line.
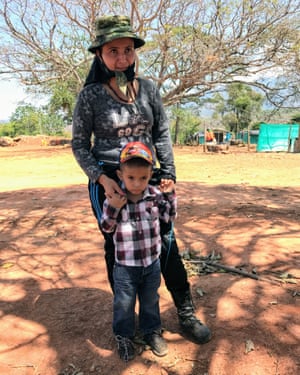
115, 335, 134, 361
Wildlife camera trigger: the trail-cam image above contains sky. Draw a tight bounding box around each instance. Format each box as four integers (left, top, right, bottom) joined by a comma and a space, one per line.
0, 79, 29, 121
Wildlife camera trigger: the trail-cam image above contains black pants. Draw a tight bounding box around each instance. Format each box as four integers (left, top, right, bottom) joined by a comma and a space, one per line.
88, 176, 190, 298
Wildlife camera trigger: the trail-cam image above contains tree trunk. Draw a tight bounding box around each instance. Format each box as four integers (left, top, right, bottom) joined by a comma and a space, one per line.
174, 103, 180, 144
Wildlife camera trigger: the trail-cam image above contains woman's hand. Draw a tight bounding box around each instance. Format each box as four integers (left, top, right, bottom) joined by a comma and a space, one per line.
98, 174, 125, 199
106, 191, 127, 209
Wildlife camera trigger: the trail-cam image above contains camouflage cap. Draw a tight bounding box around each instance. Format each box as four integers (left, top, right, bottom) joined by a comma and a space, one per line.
88, 15, 145, 53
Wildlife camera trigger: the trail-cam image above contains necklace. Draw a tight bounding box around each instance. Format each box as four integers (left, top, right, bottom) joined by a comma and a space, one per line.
107, 82, 129, 103
107, 81, 137, 103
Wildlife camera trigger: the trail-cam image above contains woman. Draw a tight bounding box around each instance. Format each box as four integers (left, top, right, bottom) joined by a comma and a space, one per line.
72, 15, 211, 347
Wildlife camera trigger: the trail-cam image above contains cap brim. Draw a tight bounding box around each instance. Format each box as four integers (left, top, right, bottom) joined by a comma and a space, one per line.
88, 34, 145, 53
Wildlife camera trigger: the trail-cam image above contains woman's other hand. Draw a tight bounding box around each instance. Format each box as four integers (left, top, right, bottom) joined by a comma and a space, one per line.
98, 174, 125, 199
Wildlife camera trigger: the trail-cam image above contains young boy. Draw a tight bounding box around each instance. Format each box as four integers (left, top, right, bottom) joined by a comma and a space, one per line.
100, 141, 177, 362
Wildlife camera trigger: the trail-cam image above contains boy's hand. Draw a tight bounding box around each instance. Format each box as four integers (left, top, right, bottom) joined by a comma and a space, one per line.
159, 179, 175, 193
106, 191, 127, 208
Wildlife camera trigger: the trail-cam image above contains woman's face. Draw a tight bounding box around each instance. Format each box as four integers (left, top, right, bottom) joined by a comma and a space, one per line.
100, 38, 135, 71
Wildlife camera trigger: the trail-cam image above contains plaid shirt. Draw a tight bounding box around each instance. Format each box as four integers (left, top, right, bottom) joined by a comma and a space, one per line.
101, 185, 177, 267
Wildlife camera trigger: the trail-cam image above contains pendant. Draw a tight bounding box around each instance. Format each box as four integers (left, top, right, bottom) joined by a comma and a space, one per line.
115, 71, 128, 95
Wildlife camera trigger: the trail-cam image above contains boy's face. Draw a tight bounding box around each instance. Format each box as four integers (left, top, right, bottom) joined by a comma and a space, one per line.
117, 164, 152, 197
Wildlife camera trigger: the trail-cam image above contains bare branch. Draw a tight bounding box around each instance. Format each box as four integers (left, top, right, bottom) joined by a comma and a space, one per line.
0, 0, 299, 108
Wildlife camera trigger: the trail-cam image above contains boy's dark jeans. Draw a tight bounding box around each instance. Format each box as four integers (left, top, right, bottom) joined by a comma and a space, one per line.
113, 259, 161, 337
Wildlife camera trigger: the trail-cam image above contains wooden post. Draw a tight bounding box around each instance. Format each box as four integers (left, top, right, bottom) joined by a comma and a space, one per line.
295, 124, 300, 153
203, 124, 207, 152
287, 124, 292, 153
247, 126, 251, 151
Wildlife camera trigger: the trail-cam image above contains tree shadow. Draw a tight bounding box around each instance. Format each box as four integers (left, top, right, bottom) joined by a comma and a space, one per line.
172, 181, 300, 374
0, 183, 299, 374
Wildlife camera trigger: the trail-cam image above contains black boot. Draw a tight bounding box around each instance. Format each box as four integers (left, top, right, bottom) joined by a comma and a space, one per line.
171, 289, 211, 344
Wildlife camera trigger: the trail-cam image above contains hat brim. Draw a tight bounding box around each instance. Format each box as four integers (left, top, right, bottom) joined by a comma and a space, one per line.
88, 33, 145, 53
120, 141, 154, 165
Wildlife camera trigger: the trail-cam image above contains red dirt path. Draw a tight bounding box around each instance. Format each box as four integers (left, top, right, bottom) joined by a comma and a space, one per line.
0, 138, 299, 375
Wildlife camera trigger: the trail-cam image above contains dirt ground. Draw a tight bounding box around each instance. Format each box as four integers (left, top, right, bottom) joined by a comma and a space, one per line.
0, 137, 299, 375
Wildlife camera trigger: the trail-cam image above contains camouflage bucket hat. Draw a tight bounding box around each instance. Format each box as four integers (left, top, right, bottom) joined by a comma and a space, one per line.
88, 15, 145, 53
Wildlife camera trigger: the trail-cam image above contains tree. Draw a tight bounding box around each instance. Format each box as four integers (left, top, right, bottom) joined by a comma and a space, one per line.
210, 83, 264, 135
169, 104, 201, 144
291, 114, 300, 122
8, 104, 65, 136
10, 105, 42, 135
1, 0, 300, 111
0, 122, 15, 137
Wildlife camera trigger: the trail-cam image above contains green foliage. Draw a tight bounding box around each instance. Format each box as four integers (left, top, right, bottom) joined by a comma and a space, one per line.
40, 113, 66, 136
261, 108, 300, 124
169, 105, 201, 144
5, 104, 65, 136
10, 105, 42, 136
48, 80, 81, 123
210, 83, 264, 135
251, 122, 261, 130
0, 122, 15, 137
291, 113, 300, 123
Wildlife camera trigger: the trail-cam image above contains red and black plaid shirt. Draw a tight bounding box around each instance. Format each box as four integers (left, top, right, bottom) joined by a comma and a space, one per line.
101, 185, 176, 267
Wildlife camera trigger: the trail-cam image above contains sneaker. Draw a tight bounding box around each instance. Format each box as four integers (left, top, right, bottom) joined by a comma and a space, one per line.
144, 331, 168, 357
179, 315, 212, 344
115, 335, 135, 362
132, 330, 146, 345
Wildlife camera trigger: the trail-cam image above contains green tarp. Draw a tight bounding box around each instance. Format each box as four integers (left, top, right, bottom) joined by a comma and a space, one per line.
257, 123, 300, 152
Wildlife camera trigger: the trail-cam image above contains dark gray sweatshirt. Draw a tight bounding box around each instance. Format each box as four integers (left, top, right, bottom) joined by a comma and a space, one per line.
72, 78, 176, 182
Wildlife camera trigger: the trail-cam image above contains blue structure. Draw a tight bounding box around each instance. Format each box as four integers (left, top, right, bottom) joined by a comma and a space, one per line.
237, 130, 259, 144
257, 123, 300, 152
